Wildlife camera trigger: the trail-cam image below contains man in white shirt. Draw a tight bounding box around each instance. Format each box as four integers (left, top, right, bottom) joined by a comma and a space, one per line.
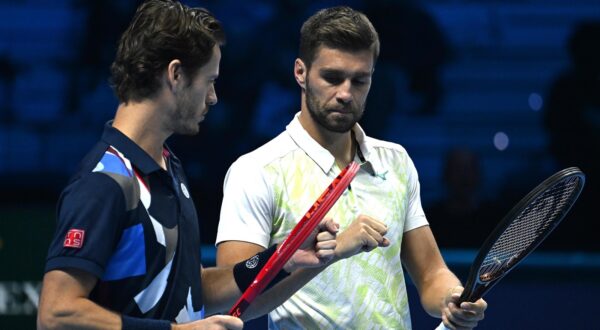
216, 6, 487, 329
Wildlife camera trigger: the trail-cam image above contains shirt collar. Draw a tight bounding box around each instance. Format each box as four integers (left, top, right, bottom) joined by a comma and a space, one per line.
285, 112, 372, 174
352, 121, 371, 160
100, 121, 166, 175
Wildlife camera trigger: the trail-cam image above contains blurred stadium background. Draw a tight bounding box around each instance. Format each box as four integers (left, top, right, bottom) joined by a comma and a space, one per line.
0, 0, 598, 329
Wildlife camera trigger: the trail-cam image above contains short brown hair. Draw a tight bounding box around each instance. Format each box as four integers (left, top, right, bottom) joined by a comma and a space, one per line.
299, 6, 380, 68
110, 0, 225, 103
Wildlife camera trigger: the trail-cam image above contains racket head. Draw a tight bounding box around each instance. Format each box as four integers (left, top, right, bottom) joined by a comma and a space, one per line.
460, 167, 585, 302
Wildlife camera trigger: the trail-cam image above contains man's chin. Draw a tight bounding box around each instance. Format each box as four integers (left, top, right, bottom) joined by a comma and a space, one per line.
320, 121, 354, 133
177, 125, 201, 136
325, 116, 355, 133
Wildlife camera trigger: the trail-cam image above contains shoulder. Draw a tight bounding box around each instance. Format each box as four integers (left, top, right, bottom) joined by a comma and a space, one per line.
61, 147, 139, 211
364, 135, 412, 164
362, 136, 421, 183
229, 131, 298, 174
366, 136, 409, 154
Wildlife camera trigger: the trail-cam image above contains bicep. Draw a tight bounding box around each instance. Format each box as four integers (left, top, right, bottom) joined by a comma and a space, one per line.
216, 241, 266, 267
401, 225, 446, 291
48, 174, 127, 277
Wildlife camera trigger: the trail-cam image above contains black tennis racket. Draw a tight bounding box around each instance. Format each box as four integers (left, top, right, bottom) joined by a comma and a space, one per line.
436, 167, 585, 330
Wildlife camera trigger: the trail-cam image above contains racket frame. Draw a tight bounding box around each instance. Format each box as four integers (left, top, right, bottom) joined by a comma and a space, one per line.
459, 167, 585, 302
228, 161, 361, 317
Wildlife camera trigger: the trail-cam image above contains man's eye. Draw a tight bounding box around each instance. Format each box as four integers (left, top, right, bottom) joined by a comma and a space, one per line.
323, 75, 344, 85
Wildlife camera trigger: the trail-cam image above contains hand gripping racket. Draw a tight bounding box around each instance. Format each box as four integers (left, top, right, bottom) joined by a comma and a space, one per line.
229, 161, 361, 317
436, 167, 585, 330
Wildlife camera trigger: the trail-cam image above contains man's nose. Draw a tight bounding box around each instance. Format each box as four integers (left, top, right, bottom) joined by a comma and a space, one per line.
335, 80, 352, 104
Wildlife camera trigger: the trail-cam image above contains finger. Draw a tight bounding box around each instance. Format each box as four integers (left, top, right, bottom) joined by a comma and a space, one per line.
445, 304, 463, 330
360, 231, 381, 251
316, 249, 335, 261
319, 217, 339, 234
447, 302, 480, 328
316, 231, 336, 242
299, 219, 333, 250
381, 237, 391, 247
214, 315, 244, 330
460, 298, 488, 314
316, 239, 336, 250
357, 215, 388, 235
361, 224, 385, 246
456, 303, 485, 322
445, 286, 463, 305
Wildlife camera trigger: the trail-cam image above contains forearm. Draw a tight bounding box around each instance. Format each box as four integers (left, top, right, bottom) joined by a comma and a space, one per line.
203, 246, 323, 317
418, 267, 461, 317
242, 245, 354, 319
241, 265, 326, 321
201, 266, 243, 315
38, 297, 122, 330
401, 226, 462, 318
38, 270, 128, 330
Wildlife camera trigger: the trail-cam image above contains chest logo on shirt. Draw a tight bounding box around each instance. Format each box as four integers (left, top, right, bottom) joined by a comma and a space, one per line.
63, 229, 85, 248
375, 170, 388, 181
180, 182, 190, 199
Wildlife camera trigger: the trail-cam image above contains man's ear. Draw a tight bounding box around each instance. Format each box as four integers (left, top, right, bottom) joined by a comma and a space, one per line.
294, 58, 307, 90
166, 59, 184, 93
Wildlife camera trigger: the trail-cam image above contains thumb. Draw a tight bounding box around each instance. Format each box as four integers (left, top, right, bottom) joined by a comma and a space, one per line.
446, 286, 464, 305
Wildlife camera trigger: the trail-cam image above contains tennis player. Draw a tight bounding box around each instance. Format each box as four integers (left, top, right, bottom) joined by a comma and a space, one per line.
37, 2, 389, 329
216, 6, 487, 329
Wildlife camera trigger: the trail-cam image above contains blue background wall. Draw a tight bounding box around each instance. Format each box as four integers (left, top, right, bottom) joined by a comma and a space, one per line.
0, 0, 599, 329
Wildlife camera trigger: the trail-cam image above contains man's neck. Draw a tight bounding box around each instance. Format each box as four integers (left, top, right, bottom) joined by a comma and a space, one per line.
112, 101, 169, 170
298, 109, 355, 169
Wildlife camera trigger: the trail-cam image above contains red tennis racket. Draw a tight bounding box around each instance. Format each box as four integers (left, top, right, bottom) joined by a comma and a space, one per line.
229, 161, 361, 317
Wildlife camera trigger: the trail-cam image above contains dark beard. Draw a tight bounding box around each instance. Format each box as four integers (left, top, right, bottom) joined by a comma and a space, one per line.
305, 78, 364, 133
173, 90, 201, 136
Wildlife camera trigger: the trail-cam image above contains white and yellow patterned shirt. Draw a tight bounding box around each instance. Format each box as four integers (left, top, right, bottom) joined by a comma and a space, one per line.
216, 113, 428, 330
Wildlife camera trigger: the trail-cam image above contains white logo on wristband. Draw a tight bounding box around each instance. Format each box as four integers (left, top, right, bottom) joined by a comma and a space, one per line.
245, 255, 260, 269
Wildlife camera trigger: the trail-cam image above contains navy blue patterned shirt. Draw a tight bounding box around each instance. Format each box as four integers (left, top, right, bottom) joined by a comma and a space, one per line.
45, 122, 204, 322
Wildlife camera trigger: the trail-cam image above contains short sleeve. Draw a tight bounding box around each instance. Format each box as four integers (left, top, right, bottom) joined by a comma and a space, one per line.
216, 158, 274, 249
44, 173, 128, 278
403, 155, 429, 232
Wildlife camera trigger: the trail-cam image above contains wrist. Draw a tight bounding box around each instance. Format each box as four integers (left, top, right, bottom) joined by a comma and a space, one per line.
283, 257, 297, 273
233, 245, 291, 292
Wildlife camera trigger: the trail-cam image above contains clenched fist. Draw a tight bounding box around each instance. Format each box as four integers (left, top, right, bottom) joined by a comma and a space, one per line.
334, 215, 390, 260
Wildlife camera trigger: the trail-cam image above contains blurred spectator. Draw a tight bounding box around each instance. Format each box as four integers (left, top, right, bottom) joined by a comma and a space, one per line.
361, 0, 452, 137
427, 148, 498, 248
542, 21, 600, 250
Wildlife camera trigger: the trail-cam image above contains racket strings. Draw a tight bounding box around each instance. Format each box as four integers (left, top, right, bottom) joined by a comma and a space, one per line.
478, 176, 583, 281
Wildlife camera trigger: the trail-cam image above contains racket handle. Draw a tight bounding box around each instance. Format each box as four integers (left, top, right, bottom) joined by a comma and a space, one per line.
435, 322, 450, 330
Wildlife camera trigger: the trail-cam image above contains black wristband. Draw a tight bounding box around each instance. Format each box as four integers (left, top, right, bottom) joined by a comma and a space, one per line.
233, 245, 291, 292
121, 315, 171, 330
